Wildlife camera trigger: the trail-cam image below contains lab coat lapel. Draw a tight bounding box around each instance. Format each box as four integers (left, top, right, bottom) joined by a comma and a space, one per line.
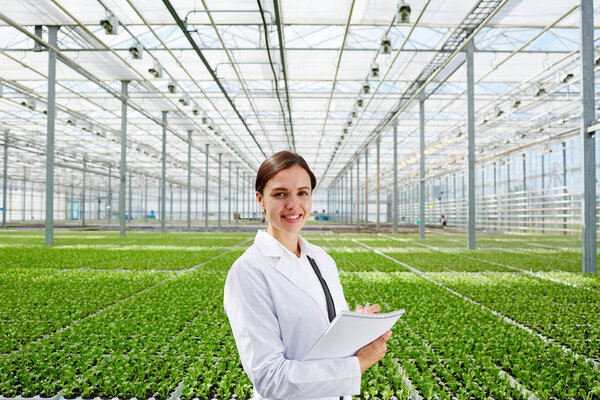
254, 231, 329, 322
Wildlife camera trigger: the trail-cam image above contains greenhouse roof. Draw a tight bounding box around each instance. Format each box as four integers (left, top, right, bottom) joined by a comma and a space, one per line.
0, 0, 597, 192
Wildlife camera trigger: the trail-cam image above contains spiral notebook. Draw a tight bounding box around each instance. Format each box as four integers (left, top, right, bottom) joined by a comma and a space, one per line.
302, 309, 405, 360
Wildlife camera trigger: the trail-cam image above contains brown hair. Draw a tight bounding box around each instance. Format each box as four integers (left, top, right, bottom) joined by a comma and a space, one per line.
255, 151, 317, 195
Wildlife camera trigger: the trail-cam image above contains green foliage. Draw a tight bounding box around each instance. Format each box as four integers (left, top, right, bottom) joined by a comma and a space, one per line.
1, 231, 598, 399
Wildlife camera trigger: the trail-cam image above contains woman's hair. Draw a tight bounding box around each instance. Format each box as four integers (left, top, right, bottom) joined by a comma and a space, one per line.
255, 151, 317, 195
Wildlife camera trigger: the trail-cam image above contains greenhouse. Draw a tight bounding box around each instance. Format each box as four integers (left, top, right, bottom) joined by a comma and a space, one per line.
1, 0, 599, 399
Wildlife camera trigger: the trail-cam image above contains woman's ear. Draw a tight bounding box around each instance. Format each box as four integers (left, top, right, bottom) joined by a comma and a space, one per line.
255, 191, 264, 209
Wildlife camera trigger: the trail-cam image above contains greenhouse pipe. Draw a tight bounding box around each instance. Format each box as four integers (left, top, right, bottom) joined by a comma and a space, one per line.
365, 148, 368, 228
2, 132, 7, 229
327, 0, 508, 188
161, 111, 167, 232
236, 167, 239, 224
119, 81, 128, 238
315, 0, 355, 163
273, 0, 296, 151
580, 0, 597, 273
187, 131, 192, 231
205, 144, 209, 231
107, 164, 112, 224
228, 161, 231, 224
419, 91, 425, 240
466, 39, 476, 250
45, 26, 58, 246
356, 159, 359, 228
22, 169, 26, 222
0, 12, 218, 172
162, 0, 266, 158
393, 119, 397, 233
82, 155, 86, 226
350, 165, 353, 224
128, 172, 132, 223
377, 137, 380, 230
218, 153, 222, 229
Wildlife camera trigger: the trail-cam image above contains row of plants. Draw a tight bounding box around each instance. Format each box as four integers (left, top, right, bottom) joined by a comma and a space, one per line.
0, 231, 252, 247
538, 271, 600, 289
0, 269, 243, 399
342, 272, 600, 399
465, 249, 582, 272
430, 272, 600, 360
0, 246, 229, 270
380, 248, 514, 272
0, 268, 169, 354
328, 249, 409, 272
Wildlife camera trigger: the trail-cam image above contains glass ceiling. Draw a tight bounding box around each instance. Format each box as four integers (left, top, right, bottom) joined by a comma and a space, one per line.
0, 0, 598, 195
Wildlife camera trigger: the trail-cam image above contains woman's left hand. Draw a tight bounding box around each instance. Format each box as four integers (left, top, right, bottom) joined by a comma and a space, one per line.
355, 304, 381, 314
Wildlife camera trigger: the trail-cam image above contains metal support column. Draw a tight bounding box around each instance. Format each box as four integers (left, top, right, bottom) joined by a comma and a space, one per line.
2, 132, 6, 229
228, 161, 232, 224
161, 111, 167, 232
128, 171, 132, 222
205, 144, 209, 231
144, 175, 148, 221
22, 168, 26, 221
356, 158, 360, 228
350, 165, 353, 223
365, 148, 369, 228
119, 80, 128, 237
82, 155, 86, 226
170, 183, 173, 220
466, 39, 476, 249
580, 0, 597, 273
376, 136, 380, 230
562, 142, 568, 233
218, 153, 222, 229
393, 119, 398, 233
419, 91, 425, 239
187, 131, 192, 231
107, 164, 112, 224
242, 172, 246, 222
45, 26, 59, 245
236, 167, 239, 224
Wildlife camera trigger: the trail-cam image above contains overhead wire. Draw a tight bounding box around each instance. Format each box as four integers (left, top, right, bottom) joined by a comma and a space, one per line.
257, 0, 294, 151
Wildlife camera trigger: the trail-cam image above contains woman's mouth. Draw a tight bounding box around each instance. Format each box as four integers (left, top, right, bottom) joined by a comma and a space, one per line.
282, 214, 303, 223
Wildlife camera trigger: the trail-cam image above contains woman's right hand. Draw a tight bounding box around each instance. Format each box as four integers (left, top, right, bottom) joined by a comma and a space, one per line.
355, 330, 392, 373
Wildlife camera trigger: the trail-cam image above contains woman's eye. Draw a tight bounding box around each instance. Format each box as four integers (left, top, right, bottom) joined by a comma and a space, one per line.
274, 193, 285, 197
299, 191, 308, 196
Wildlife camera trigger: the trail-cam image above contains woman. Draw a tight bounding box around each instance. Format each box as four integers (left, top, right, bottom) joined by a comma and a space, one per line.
224, 151, 392, 399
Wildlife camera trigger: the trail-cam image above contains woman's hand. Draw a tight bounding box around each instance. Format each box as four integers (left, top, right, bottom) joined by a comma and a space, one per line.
356, 330, 392, 373
355, 303, 381, 314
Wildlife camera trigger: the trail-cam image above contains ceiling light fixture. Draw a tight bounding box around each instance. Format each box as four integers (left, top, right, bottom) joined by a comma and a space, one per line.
534, 84, 546, 97
179, 93, 190, 106
370, 62, 380, 78
100, 13, 119, 35
380, 36, 392, 54
129, 42, 143, 60
396, 1, 411, 24
148, 59, 163, 78
362, 81, 370, 94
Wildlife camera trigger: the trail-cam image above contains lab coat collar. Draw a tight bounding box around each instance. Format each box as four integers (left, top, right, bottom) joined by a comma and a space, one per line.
254, 229, 311, 259
254, 230, 329, 323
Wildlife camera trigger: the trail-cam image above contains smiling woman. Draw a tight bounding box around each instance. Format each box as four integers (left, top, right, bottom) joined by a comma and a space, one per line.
223, 151, 391, 400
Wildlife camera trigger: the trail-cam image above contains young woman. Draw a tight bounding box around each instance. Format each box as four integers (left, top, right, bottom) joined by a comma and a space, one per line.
224, 151, 392, 400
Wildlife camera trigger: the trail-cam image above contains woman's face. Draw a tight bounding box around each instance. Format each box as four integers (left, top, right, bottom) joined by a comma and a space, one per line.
256, 165, 312, 237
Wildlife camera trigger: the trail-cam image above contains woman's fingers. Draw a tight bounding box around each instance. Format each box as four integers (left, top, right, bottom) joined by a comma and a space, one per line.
366, 304, 381, 314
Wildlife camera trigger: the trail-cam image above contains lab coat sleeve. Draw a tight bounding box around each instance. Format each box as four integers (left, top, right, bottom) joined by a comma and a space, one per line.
224, 261, 362, 399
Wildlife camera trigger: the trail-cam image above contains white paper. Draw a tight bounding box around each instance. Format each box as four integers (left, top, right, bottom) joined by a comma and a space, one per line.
302, 309, 405, 360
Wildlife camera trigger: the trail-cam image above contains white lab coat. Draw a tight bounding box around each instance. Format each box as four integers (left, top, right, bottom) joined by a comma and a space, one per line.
224, 230, 361, 400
